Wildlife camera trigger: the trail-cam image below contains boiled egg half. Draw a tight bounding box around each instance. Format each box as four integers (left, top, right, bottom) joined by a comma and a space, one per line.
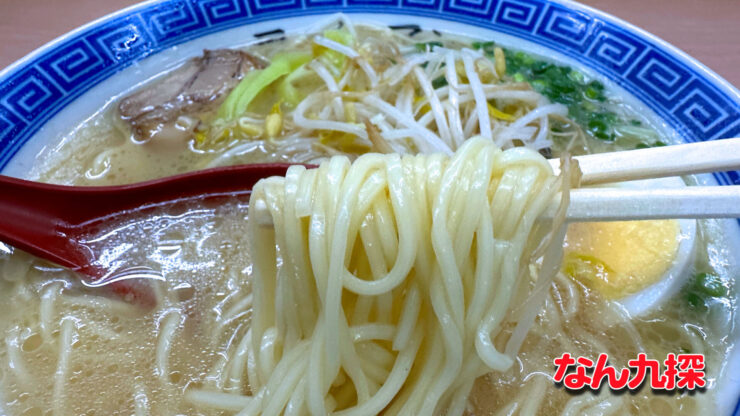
562, 177, 696, 316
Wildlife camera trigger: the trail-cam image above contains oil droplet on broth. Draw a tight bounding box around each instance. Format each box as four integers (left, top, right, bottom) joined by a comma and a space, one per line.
20, 407, 42, 416
21, 333, 42, 352
174, 283, 195, 302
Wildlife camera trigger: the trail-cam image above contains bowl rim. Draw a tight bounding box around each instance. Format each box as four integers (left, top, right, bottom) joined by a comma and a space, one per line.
1, 0, 739, 101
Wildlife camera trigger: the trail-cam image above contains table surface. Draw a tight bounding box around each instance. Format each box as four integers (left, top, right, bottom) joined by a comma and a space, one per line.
1, 0, 739, 87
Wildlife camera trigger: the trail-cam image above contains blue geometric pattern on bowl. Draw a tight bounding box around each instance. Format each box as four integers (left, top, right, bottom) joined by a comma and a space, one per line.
0, 0, 739, 180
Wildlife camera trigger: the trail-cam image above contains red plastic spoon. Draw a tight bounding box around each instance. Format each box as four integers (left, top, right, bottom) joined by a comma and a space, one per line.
0, 163, 294, 301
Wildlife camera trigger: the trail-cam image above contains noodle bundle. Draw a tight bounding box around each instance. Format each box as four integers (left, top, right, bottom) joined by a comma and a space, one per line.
244, 137, 573, 415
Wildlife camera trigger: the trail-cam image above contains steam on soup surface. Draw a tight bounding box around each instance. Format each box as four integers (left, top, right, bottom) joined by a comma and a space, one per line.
1, 18, 737, 415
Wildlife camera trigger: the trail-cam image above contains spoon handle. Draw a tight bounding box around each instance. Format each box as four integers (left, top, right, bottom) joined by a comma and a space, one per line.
0, 175, 84, 269
0, 164, 293, 275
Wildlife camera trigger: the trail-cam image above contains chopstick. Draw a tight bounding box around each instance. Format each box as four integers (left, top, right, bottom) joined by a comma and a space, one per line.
252, 138, 740, 225
549, 138, 740, 185
544, 137, 740, 222
552, 186, 740, 222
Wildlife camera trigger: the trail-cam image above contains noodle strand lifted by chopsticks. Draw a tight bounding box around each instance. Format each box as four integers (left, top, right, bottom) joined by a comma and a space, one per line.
239, 136, 571, 415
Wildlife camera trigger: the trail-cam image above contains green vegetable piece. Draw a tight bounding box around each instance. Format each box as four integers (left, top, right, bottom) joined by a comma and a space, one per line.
635, 140, 668, 149
585, 86, 601, 100
415, 41, 443, 52
542, 67, 576, 97
695, 272, 727, 297
219, 52, 312, 120
531, 79, 547, 92
471, 41, 496, 56
630, 119, 642, 126
504, 57, 519, 74
514, 51, 534, 67
588, 119, 607, 131
567, 70, 585, 84
553, 92, 578, 106
472, 41, 495, 49
431, 76, 448, 89
686, 292, 706, 309
584, 80, 606, 102
278, 29, 353, 108
496, 48, 653, 147
587, 80, 605, 91
278, 65, 312, 107
553, 80, 577, 95
319, 29, 354, 71
589, 111, 617, 124
582, 101, 597, 112
531, 61, 552, 75
219, 71, 260, 119
325, 29, 353, 45
588, 119, 613, 140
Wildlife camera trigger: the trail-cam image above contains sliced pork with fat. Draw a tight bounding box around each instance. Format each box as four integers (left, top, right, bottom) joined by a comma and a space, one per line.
119, 49, 264, 142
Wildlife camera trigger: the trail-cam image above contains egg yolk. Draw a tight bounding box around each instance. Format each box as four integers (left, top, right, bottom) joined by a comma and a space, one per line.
563, 220, 680, 299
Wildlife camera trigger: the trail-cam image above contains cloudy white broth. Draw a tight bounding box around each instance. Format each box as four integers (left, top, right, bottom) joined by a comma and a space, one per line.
1, 18, 737, 415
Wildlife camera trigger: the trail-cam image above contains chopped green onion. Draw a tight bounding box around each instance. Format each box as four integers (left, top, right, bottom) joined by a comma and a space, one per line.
635, 140, 668, 149
686, 292, 705, 310
531, 61, 552, 75
471, 41, 496, 56
531, 79, 547, 91
585, 86, 601, 100
567, 70, 585, 84
695, 272, 727, 297
471, 41, 495, 49
500, 47, 657, 145
587, 80, 605, 91
415, 41, 443, 52
588, 119, 612, 140
431, 76, 448, 89
589, 111, 618, 125
584, 81, 606, 101
582, 101, 597, 112
684, 272, 727, 311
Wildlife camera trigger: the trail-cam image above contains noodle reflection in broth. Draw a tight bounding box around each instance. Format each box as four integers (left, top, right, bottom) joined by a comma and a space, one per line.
0, 15, 736, 416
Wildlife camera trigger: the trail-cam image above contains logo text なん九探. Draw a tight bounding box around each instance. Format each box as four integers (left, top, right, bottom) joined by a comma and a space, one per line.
553, 353, 706, 391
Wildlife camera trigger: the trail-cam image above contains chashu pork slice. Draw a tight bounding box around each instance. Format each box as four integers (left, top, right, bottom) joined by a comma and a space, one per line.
119, 49, 264, 142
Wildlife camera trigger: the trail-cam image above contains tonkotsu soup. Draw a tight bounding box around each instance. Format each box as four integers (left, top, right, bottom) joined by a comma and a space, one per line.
1, 17, 737, 415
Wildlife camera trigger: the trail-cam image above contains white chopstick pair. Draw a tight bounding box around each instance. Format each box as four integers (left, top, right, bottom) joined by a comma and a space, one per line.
549, 137, 740, 222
